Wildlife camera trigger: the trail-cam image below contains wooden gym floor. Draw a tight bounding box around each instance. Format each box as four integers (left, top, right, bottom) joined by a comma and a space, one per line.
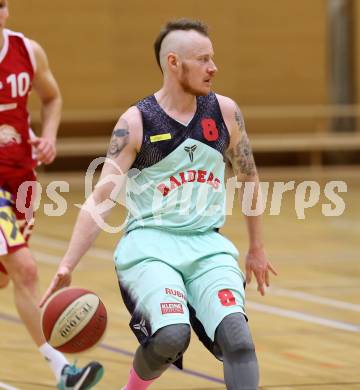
0, 168, 359, 390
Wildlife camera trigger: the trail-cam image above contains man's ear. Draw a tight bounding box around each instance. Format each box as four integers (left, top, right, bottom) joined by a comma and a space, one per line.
167, 53, 178, 70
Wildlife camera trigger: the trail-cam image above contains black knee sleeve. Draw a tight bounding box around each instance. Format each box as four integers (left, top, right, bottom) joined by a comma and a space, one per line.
216, 313, 255, 357
216, 313, 259, 390
151, 323, 191, 363
134, 323, 191, 380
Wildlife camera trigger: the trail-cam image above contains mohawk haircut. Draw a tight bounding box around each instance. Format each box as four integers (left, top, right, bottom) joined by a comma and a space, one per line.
154, 18, 209, 72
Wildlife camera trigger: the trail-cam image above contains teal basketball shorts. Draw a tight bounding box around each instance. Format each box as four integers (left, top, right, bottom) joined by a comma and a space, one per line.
114, 227, 246, 360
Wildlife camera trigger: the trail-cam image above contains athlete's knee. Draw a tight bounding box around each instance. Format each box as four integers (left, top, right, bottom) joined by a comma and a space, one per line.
151, 324, 191, 362
11, 258, 38, 289
133, 324, 191, 380
215, 313, 255, 356
0, 272, 10, 288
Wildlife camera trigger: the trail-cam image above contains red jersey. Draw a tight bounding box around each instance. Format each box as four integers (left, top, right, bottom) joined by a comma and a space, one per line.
0, 29, 37, 178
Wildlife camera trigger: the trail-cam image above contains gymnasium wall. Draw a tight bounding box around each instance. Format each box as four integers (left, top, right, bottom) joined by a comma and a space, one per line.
8, 0, 329, 134
353, 0, 360, 106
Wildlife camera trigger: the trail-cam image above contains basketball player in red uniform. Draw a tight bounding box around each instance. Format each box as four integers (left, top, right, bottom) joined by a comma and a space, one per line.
0, 1, 103, 388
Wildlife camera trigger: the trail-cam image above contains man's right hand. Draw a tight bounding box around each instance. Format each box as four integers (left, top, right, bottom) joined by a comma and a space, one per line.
39, 265, 72, 307
29, 136, 57, 165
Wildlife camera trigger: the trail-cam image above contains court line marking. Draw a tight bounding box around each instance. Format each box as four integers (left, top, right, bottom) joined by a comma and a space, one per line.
0, 382, 21, 390
247, 301, 360, 332
271, 288, 360, 312
0, 310, 358, 387
2, 298, 359, 335
31, 236, 112, 263
261, 382, 360, 388
100, 343, 225, 384
32, 250, 62, 265
0, 313, 21, 323
0, 312, 225, 385
32, 249, 102, 270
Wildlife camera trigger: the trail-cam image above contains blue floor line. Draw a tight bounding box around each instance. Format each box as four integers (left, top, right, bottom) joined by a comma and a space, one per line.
0, 312, 225, 385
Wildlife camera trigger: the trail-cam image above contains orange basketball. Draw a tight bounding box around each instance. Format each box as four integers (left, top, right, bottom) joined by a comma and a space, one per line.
41, 287, 107, 353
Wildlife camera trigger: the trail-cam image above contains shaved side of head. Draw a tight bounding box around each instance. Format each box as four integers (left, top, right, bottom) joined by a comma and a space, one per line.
154, 18, 209, 73
159, 30, 203, 73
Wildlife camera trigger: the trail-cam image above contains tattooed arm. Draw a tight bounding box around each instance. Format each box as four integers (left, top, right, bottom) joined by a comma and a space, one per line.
107, 122, 131, 159
217, 95, 277, 296
228, 104, 257, 178
40, 107, 142, 305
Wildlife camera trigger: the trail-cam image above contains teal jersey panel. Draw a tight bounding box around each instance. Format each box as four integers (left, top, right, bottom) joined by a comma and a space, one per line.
125, 138, 227, 233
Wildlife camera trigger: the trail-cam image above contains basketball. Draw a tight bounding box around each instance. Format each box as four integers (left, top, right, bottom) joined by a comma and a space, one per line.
41, 287, 107, 353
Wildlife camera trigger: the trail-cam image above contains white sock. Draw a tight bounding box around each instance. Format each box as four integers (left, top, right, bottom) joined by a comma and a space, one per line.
39, 343, 69, 381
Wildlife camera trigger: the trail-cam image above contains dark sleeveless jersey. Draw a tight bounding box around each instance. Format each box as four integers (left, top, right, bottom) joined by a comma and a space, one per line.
132, 93, 229, 170
125, 92, 230, 233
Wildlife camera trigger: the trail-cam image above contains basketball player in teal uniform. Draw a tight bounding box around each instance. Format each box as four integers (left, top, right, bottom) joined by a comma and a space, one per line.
42, 19, 277, 389
0, 1, 103, 388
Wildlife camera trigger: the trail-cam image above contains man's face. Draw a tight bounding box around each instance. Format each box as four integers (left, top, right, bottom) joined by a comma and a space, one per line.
0, 0, 9, 30
177, 33, 218, 96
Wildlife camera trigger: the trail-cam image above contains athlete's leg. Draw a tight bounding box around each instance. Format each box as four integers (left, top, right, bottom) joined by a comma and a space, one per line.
1, 247, 104, 387
0, 273, 9, 288
134, 323, 191, 379
0, 184, 104, 387
0, 262, 10, 288
115, 229, 192, 390
123, 324, 191, 390
0, 185, 72, 380
1, 248, 71, 381
215, 313, 259, 390
1, 248, 43, 344
184, 231, 257, 389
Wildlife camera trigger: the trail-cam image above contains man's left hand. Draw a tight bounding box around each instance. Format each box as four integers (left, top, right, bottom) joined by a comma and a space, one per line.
245, 247, 277, 296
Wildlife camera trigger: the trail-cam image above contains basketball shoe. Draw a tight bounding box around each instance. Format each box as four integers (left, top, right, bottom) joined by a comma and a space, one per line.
57, 361, 104, 390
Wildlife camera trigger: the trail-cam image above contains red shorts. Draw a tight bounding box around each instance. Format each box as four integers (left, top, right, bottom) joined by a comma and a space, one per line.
0, 170, 37, 272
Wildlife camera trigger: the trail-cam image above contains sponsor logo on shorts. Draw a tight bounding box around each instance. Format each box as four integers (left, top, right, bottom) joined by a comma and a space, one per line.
133, 318, 149, 336
160, 302, 184, 315
165, 288, 186, 301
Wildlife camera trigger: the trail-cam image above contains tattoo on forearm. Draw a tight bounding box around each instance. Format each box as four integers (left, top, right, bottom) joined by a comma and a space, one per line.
107, 121, 129, 159
229, 105, 257, 177
232, 133, 256, 176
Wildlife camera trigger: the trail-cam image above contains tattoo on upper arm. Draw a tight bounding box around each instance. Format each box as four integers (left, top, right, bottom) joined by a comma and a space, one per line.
228, 105, 257, 177
107, 121, 130, 159
235, 107, 245, 131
